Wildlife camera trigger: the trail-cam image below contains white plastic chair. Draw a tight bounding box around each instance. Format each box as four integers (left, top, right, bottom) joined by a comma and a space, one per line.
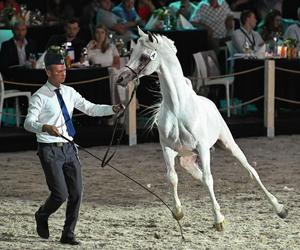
0, 73, 31, 127
192, 50, 234, 117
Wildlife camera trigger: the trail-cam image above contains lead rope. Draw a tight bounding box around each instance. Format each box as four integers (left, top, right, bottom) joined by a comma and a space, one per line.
59, 133, 185, 240
100, 80, 138, 168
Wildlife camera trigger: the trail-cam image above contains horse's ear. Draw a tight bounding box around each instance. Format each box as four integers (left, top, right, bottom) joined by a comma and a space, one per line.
147, 31, 154, 43
137, 26, 147, 37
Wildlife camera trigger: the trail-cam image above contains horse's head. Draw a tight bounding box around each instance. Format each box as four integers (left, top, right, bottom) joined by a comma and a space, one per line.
116, 27, 176, 87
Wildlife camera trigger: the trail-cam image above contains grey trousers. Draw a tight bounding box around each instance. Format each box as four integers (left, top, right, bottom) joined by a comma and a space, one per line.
37, 142, 82, 238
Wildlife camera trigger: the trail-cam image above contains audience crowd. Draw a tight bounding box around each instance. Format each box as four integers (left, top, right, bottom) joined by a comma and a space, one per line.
0, 0, 300, 74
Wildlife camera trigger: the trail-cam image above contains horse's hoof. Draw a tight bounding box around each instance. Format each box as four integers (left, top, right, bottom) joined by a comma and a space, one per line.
173, 211, 184, 221
277, 207, 288, 219
213, 220, 226, 231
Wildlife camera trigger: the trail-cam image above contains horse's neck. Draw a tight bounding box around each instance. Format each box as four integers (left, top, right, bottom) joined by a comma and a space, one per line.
158, 58, 187, 112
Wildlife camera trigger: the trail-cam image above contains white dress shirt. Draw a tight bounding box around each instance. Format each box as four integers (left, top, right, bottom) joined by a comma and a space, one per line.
24, 81, 115, 143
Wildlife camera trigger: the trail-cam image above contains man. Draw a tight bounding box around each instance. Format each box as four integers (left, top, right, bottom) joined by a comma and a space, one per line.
96, 0, 137, 42
168, 0, 197, 20
232, 10, 264, 53
190, 0, 234, 51
284, 7, 300, 49
24, 47, 124, 245
0, 20, 36, 73
112, 0, 142, 24
46, 18, 84, 63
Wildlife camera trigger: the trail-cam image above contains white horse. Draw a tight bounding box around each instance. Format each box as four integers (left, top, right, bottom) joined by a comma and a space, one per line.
116, 28, 287, 230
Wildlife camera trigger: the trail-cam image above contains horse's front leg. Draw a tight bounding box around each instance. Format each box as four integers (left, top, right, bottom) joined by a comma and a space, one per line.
162, 146, 183, 220
197, 144, 225, 231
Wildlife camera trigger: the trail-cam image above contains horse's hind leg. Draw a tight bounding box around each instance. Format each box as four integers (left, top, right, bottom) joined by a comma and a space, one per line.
162, 146, 183, 220
219, 127, 288, 218
196, 144, 225, 231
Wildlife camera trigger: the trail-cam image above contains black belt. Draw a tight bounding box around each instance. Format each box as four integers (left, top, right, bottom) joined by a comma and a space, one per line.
38, 142, 70, 148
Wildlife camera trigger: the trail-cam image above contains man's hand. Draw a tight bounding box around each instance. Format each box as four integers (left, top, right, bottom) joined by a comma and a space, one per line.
42, 124, 60, 137
112, 104, 125, 113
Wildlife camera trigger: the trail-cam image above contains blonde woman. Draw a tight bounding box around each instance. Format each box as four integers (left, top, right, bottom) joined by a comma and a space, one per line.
86, 24, 120, 68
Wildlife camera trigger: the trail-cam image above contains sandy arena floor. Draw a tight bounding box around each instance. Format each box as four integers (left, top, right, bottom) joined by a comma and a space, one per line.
0, 135, 299, 249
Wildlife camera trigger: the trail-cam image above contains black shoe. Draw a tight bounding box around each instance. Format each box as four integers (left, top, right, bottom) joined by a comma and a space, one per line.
35, 210, 49, 239
60, 236, 81, 245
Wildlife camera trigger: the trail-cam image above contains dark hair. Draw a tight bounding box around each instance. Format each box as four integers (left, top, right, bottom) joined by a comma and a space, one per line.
264, 9, 282, 29
240, 10, 255, 26
65, 17, 80, 26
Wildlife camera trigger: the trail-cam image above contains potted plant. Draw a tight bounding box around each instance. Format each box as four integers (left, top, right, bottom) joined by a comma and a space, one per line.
283, 38, 297, 59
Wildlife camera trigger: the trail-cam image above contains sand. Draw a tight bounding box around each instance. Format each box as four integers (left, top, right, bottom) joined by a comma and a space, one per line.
0, 135, 299, 249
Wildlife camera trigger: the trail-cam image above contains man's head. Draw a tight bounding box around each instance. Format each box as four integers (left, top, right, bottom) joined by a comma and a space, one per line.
64, 18, 80, 41
12, 21, 27, 41
99, 0, 112, 10
123, 0, 135, 11
240, 10, 257, 29
44, 48, 66, 87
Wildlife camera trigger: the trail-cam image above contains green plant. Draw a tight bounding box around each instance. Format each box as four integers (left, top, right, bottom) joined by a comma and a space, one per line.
283, 38, 297, 48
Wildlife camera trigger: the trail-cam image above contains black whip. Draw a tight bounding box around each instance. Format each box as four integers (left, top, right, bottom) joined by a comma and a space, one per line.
59, 133, 185, 240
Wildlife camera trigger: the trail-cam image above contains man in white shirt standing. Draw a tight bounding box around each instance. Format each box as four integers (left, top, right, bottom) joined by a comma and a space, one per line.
24, 47, 124, 245
284, 7, 300, 49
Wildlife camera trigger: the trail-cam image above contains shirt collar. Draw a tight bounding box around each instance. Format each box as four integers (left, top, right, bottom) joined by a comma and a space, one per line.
46, 81, 62, 92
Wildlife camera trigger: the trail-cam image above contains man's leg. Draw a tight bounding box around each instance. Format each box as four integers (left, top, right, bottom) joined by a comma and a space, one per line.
36, 143, 69, 238
61, 143, 82, 240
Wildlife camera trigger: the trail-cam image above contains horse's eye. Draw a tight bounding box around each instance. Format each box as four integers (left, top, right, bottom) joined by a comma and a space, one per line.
140, 54, 149, 62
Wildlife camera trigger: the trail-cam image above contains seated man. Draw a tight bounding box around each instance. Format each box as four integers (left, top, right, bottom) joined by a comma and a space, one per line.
96, 0, 137, 43
46, 18, 84, 63
168, 0, 197, 20
232, 9, 264, 53
190, 0, 234, 52
284, 7, 300, 49
112, 0, 142, 24
0, 20, 36, 73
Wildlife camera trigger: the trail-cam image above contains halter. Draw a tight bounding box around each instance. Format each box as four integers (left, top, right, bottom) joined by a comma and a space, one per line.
125, 49, 157, 81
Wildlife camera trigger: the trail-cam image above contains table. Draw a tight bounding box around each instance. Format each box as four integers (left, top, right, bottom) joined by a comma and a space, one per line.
234, 58, 300, 109
145, 29, 209, 75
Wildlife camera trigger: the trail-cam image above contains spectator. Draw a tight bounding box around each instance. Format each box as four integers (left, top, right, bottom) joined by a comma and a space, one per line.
46, 18, 85, 63
135, 0, 155, 22
46, 0, 74, 24
0, 20, 36, 73
284, 7, 300, 49
257, 9, 284, 43
231, 9, 264, 53
168, 0, 197, 20
86, 24, 120, 68
96, 0, 137, 43
190, 0, 234, 51
112, 0, 142, 24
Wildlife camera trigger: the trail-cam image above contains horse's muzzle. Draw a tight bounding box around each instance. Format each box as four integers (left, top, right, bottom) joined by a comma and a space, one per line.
116, 68, 135, 87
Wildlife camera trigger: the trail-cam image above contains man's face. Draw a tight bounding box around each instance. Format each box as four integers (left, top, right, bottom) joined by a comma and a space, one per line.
46, 64, 66, 86
13, 24, 27, 41
100, 0, 112, 10
123, 0, 134, 11
248, 13, 257, 28
65, 22, 80, 40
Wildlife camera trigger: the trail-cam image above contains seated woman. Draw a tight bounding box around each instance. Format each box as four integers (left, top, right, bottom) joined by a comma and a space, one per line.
86, 24, 120, 68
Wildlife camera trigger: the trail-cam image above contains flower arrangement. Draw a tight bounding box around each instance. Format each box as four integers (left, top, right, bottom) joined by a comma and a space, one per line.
283, 38, 297, 48
152, 7, 177, 30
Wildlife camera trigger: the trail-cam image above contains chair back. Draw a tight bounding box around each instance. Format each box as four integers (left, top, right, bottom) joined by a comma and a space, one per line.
192, 52, 207, 93
199, 50, 221, 77
225, 40, 234, 73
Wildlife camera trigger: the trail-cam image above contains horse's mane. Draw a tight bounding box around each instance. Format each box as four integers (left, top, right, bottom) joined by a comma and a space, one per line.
142, 33, 177, 54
